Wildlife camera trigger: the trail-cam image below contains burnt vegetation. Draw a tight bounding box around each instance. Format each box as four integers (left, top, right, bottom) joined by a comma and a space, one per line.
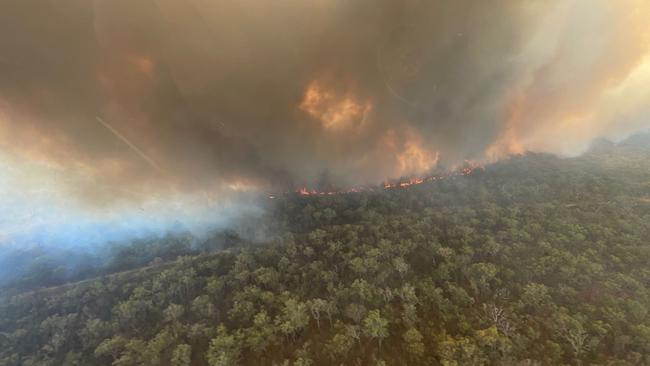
1, 135, 650, 365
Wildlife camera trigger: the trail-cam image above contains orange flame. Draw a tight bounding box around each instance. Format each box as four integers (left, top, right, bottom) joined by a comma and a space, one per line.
299, 81, 371, 130
397, 138, 440, 175
292, 163, 483, 197
485, 92, 527, 161
380, 128, 440, 177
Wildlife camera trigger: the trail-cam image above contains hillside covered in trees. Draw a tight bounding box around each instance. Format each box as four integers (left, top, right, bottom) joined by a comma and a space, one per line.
1, 135, 650, 365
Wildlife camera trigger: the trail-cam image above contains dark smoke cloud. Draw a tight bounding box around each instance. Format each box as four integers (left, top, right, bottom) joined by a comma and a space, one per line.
1, 0, 649, 204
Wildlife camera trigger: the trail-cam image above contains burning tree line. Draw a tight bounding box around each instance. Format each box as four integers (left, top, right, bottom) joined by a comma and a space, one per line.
289, 163, 483, 197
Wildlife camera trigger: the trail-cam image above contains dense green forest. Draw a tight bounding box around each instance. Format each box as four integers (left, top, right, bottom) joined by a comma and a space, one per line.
1, 135, 650, 365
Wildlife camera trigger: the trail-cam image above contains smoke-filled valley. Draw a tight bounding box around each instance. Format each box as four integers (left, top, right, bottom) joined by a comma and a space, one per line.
1, 1, 650, 365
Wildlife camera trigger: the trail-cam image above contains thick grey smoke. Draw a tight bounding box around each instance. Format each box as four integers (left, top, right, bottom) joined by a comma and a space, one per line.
1, 0, 649, 203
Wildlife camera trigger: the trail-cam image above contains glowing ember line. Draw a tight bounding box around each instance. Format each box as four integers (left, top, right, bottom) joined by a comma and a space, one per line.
291, 164, 483, 197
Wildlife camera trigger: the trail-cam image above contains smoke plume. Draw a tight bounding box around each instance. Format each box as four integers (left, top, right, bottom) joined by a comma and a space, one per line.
1, 0, 649, 205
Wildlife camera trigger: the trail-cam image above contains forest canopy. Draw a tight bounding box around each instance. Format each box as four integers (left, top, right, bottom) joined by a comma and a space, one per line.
1, 134, 650, 365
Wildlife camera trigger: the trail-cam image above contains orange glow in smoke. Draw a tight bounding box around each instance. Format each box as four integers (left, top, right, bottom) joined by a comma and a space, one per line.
127, 54, 155, 79
292, 162, 483, 197
227, 181, 258, 192
397, 137, 440, 175
381, 129, 439, 176
299, 81, 371, 129
96, 53, 156, 97
486, 93, 527, 161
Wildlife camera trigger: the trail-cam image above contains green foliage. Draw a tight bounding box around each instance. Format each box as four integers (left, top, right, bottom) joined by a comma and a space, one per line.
207, 325, 241, 366
363, 310, 389, 348
171, 344, 191, 366
402, 327, 425, 357
276, 298, 310, 340
2, 139, 650, 365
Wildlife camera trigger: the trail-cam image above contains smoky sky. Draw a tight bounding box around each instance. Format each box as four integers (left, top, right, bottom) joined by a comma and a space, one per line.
1, 0, 649, 204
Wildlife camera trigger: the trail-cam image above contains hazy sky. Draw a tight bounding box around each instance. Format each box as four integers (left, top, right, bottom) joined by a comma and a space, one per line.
1, 0, 649, 246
